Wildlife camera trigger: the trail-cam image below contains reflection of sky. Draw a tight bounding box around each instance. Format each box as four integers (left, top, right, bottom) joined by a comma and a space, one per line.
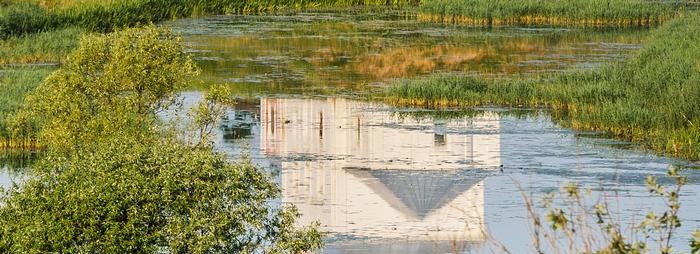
207, 95, 700, 253
0, 167, 11, 189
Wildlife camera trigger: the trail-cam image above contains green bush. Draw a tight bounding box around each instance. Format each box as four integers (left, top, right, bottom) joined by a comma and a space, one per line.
0, 26, 323, 253
0, 136, 323, 253
12, 25, 197, 151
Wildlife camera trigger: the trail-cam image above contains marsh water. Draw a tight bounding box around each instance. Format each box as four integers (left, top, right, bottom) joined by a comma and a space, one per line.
169, 10, 647, 92
178, 95, 698, 253
2, 10, 700, 253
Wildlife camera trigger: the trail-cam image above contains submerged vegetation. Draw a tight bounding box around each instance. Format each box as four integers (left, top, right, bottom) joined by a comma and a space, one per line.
0, 26, 323, 252
385, 12, 700, 160
418, 0, 682, 27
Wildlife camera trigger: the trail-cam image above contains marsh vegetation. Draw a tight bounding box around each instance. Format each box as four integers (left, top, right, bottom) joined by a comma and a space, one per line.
418, 0, 683, 27
385, 12, 700, 161
2, 0, 700, 252
0, 26, 323, 253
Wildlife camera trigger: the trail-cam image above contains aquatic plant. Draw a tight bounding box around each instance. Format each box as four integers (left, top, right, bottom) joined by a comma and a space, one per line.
419, 0, 682, 27
0, 26, 323, 253
0, 68, 51, 150
384, 12, 700, 160
0, 27, 82, 65
1, 0, 418, 38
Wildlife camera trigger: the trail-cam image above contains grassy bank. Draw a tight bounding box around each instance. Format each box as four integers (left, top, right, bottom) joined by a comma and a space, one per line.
384, 12, 700, 160
418, 0, 682, 27
1, 0, 418, 38
0, 27, 82, 65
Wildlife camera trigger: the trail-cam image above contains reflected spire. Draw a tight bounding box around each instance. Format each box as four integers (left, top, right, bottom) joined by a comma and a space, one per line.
349, 169, 485, 219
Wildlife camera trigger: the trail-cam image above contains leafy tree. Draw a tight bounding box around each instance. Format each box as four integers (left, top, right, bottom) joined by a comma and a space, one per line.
0, 136, 322, 253
10, 25, 197, 153
0, 26, 322, 253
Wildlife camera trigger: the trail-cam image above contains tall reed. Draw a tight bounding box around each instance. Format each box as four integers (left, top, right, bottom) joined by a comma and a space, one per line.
1, 0, 418, 38
419, 0, 682, 27
0, 68, 49, 150
0, 27, 82, 65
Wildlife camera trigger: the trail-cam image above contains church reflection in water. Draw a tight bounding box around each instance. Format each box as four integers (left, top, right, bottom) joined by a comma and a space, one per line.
255, 97, 500, 245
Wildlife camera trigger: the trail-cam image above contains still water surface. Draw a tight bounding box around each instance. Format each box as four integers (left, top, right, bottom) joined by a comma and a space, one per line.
200, 96, 699, 253
169, 10, 647, 92
171, 12, 699, 253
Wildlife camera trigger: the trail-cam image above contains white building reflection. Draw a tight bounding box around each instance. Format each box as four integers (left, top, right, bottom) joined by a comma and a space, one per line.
259, 98, 500, 243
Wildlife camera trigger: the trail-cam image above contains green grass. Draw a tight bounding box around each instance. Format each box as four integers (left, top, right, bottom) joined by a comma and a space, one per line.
384, 12, 700, 160
419, 0, 682, 27
0, 1, 59, 39
0, 68, 52, 149
1, 0, 418, 38
0, 27, 82, 65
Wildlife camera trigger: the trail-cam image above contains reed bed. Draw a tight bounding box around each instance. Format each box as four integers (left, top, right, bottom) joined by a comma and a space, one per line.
1, 0, 418, 38
0, 27, 82, 65
0, 68, 49, 150
385, 12, 700, 160
419, 0, 682, 27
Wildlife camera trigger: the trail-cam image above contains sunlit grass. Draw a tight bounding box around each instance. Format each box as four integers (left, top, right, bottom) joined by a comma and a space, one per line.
1, 0, 418, 38
0, 27, 82, 65
419, 0, 683, 27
